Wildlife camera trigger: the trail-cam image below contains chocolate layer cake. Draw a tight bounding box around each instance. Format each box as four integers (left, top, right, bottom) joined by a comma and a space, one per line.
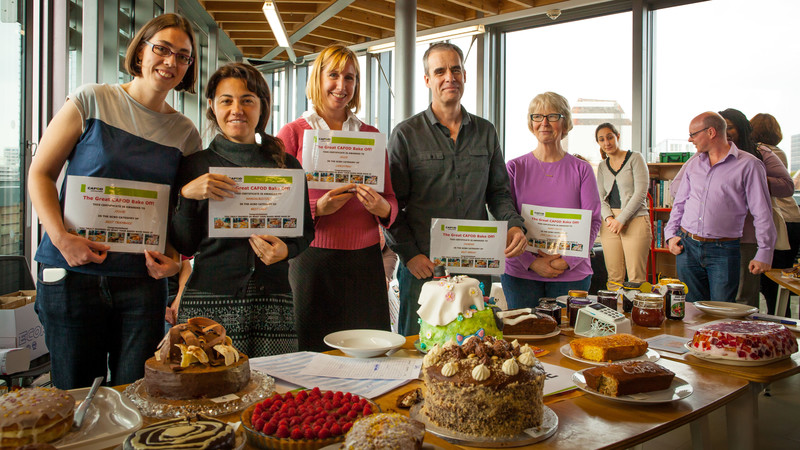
421, 336, 546, 437
582, 361, 675, 396
497, 308, 558, 335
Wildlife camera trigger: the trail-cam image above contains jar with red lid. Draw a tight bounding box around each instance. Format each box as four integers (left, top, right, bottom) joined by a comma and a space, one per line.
631, 293, 665, 327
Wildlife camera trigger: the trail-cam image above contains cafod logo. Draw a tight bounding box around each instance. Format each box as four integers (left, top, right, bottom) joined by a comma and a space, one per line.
443, 225, 457, 231
81, 184, 103, 193
230, 176, 244, 182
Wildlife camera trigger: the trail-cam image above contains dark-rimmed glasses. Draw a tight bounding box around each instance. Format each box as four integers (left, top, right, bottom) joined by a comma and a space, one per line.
144, 41, 194, 65
688, 127, 710, 139
530, 113, 564, 122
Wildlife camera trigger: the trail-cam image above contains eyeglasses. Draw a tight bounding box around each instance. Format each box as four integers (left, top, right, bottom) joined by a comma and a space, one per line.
688, 127, 710, 139
530, 113, 564, 122
143, 41, 194, 65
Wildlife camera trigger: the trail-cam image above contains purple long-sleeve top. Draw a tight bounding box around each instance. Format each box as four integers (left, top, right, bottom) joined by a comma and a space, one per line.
664, 143, 776, 263
504, 152, 602, 282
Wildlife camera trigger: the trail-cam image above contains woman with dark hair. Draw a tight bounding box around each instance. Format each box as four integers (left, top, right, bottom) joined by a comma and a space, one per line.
277, 45, 398, 351
28, 13, 201, 389
171, 62, 314, 356
595, 122, 652, 285
751, 113, 800, 315
718, 108, 793, 307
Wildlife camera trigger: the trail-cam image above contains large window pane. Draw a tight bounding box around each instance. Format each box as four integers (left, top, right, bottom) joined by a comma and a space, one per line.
504, 13, 632, 165
0, 20, 24, 255
653, 0, 800, 166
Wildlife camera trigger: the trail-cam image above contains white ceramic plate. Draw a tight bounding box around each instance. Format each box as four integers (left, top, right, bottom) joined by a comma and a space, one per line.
694, 301, 758, 318
504, 328, 561, 340
683, 342, 792, 366
324, 329, 406, 358
55, 386, 142, 450
559, 343, 660, 366
571, 370, 693, 403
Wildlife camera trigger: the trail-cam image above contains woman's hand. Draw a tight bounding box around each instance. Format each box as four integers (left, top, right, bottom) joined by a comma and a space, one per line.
315, 184, 356, 216
355, 184, 391, 219
180, 173, 237, 201
529, 251, 565, 278
144, 250, 181, 279
165, 301, 179, 325
250, 234, 288, 266
53, 232, 110, 266
605, 217, 624, 234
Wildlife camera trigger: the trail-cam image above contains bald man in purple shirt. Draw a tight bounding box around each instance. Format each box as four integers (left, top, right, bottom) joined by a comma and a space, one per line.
664, 112, 775, 303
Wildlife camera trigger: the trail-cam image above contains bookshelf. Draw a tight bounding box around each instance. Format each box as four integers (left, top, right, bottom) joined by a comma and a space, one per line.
647, 163, 684, 282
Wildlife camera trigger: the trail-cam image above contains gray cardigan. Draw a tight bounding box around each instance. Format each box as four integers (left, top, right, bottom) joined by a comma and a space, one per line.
596, 151, 650, 225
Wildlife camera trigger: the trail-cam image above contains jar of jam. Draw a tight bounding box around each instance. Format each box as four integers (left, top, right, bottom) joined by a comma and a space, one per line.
596, 290, 619, 311
566, 289, 588, 309
536, 297, 562, 326
621, 281, 642, 313
568, 298, 590, 328
665, 284, 686, 320
632, 293, 665, 327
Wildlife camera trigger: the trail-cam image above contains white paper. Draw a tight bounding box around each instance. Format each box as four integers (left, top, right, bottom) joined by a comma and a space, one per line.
540, 361, 578, 396
520, 204, 592, 258
207, 167, 305, 238
300, 353, 422, 380
63, 176, 169, 253
429, 218, 507, 275
249, 352, 412, 399
301, 129, 386, 192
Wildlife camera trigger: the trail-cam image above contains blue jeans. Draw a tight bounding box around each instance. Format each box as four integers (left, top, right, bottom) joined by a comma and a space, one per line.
675, 230, 740, 303
501, 273, 592, 309
35, 265, 167, 389
396, 262, 491, 337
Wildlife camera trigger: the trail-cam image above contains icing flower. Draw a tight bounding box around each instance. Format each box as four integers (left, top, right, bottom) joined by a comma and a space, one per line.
444, 282, 455, 291
463, 309, 474, 318
425, 330, 432, 339
469, 305, 478, 310
518, 351, 537, 367
471, 364, 490, 381
441, 362, 458, 377
469, 287, 479, 297
445, 291, 455, 302
502, 358, 520, 376
457, 314, 464, 322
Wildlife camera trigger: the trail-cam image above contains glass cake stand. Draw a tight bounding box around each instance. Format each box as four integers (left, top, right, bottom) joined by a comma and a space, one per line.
124, 370, 274, 419
409, 402, 558, 447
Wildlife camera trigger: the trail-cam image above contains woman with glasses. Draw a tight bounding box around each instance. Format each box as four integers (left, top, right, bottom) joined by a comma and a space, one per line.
502, 92, 601, 308
595, 123, 652, 286
277, 45, 397, 351
28, 14, 201, 389
170, 63, 313, 356
719, 108, 794, 307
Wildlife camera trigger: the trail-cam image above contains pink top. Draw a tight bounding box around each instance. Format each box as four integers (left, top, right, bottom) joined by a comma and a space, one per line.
277, 118, 398, 250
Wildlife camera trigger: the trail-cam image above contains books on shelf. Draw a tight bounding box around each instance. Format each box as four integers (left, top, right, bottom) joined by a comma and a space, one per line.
649, 179, 673, 208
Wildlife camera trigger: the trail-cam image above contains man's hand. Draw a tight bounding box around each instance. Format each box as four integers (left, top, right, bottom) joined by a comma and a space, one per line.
53, 232, 109, 266
606, 217, 624, 234
504, 227, 527, 258
316, 184, 356, 216
668, 236, 684, 255
529, 251, 565, 278
406, 254, 434, 280
144, 250, 181, 279
749, 260, 771, 275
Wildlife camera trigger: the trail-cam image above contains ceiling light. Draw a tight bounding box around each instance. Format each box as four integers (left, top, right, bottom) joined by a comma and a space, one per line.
367, 25, 485, 53
263, 1, 290, 48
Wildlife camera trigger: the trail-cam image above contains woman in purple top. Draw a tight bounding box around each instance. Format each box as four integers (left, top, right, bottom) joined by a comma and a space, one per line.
502, 92, 602, 308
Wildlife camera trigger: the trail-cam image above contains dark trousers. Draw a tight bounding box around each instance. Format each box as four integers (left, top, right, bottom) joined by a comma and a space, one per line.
761, 221, 800, 315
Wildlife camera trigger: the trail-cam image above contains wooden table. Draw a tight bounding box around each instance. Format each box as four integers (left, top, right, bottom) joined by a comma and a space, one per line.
764, 269, 800, 317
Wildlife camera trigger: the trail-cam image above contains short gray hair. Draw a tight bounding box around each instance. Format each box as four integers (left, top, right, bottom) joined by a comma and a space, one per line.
528, 92, 573, 137
422, 42, 464, 76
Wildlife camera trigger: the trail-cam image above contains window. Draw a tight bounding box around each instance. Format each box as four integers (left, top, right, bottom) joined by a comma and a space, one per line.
503, 12, 633, 166
68, 0, 82, 94
117, 0, 134, 83
653, 0, 800, 167
0, 18, 24, 255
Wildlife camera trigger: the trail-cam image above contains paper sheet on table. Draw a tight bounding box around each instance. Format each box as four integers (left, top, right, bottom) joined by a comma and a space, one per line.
646, 335, 691, 354
249, 352, 413, 399
300, 354, 422, 379
541, 361, 578, 396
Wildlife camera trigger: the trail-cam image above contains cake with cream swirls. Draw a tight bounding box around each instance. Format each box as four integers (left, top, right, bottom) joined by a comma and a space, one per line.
421, 336, 546, 437
144, 317, 250, 400
689, 320, 798, 361
123, 415, 235, 449
417, 269, 502, 351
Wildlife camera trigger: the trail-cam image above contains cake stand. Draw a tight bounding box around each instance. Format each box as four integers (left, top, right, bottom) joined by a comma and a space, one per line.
124, 370, 274, 418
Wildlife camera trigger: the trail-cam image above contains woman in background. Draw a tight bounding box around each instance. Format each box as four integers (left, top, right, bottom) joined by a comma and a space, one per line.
719, 108, 793, 307
595, 123, 652, 286
502, 92, 601, 308
171, 63, 313, 356
28, 14, 200, 389
277, 45, 398, 351
751, 113, 800, 315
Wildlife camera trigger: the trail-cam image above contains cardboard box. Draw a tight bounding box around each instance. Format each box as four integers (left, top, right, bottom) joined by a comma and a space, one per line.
0, 347, 31, 374
0, 291, 48, 360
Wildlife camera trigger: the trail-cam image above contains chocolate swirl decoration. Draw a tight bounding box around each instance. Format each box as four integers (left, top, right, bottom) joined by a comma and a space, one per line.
125, 416, 234, 450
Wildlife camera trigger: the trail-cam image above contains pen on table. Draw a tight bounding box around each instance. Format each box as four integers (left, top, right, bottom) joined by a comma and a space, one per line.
750, 314, 798, 326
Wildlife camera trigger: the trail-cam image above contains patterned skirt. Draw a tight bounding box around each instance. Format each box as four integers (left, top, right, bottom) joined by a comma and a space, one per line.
177, 279, 298, 357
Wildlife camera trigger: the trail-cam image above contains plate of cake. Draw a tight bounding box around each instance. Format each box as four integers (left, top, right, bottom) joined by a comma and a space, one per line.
497, 308, 561, 340
684, 320, 798, 366
324, 329, 406, 358
694, 301, 758, 318
561, 334, 660, 366
572, 361, 693, 404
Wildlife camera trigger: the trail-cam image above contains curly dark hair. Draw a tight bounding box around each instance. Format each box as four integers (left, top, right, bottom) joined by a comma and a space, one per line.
719, 108, 761, 161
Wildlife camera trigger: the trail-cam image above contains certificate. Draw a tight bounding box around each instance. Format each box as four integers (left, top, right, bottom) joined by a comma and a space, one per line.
521, 204, 591, 258
207, 167, 305, 238
63, 176, 170, 253
429, 219, 507, 275
301, 129, 386, 192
